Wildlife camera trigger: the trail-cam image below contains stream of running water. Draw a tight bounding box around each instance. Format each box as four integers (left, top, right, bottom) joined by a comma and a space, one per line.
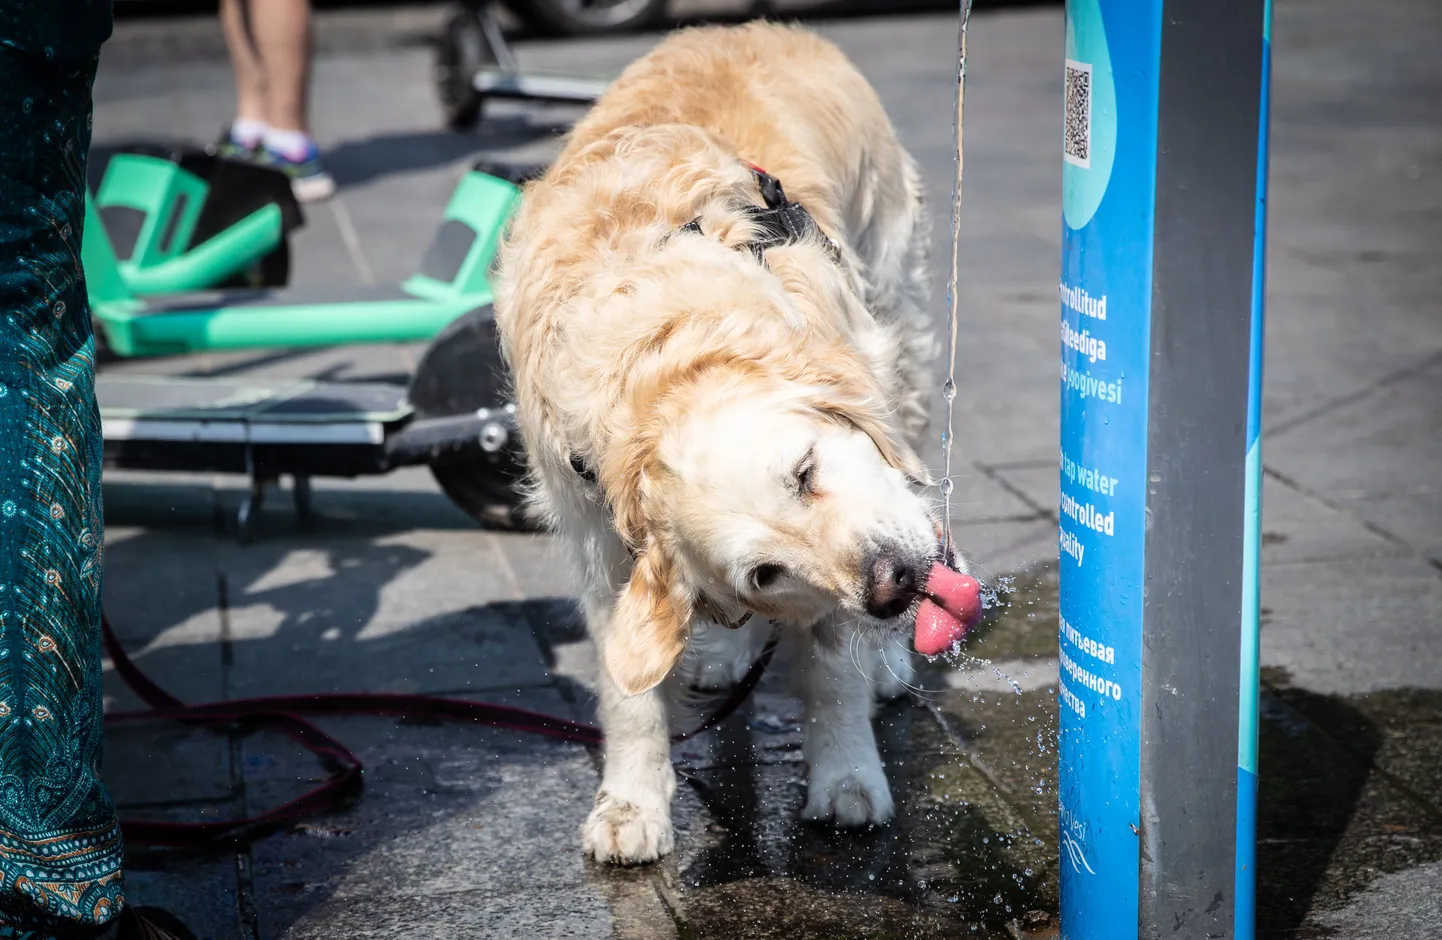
940, 0, 974, 562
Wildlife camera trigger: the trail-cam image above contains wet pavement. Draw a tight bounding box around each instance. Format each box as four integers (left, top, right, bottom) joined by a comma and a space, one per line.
90, 0, 1441, 937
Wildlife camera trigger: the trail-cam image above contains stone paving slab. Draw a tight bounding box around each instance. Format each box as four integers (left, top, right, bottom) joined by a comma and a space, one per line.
1261, 0, 1442, 434
1260, 555, 1442, 696
1264, 359, 1442, 564
225, 472, 480, 537
1309, 860, 1442, 940
102, 524, 228, 710
951, 519, 1057, 583
1257, 675, 1442, 940
267, 888, 614, 940
104, 724, 235, 808
1252, 476, 1411, 567
660, 703, 1041, 939
245, 707, 609, 938
215, 531, 555, 698
121, 854, 246, 940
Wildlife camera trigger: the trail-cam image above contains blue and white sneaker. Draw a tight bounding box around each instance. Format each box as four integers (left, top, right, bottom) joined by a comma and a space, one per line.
258, 140, 337, 204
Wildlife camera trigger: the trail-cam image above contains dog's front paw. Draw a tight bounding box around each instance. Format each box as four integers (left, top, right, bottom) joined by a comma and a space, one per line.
801, 757, 895, 827
582, 791, 674, 865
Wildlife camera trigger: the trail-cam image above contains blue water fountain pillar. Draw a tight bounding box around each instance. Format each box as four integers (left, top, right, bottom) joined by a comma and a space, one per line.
1055, 1, 1270, 937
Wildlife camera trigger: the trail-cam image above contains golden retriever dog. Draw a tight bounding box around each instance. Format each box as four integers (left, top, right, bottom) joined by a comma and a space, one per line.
494, 21, 959, 865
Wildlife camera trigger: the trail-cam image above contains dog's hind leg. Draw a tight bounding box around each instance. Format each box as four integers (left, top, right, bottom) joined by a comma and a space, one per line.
798, 622, 896, 827
673, 618, 770, 692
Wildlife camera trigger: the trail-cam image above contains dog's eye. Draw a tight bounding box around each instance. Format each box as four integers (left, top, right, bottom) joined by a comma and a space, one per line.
793, 450, 817, 496
750, 564, 786, 590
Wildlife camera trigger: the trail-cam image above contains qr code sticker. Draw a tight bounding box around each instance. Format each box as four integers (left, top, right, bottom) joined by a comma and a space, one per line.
1064, 59, 1092, 169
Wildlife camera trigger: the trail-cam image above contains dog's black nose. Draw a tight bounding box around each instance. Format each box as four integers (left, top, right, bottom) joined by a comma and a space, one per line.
864, 548, 922, 620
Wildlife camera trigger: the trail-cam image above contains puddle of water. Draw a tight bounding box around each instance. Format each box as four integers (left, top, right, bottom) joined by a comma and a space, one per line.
635, 562, 1066, 938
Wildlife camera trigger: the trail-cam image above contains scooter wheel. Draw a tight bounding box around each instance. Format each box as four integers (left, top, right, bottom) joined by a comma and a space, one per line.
408, 306, 534, 531
430, 454, 531, 531
434, 4, 494, 131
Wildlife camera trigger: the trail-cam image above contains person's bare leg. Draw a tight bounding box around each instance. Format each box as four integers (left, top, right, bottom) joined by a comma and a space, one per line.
246, 0, 315, 134
220, 0, 268, 127
235, 0, 335, 201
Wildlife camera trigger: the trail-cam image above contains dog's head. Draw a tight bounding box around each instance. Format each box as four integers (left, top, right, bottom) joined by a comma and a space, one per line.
600, 365, 941, 696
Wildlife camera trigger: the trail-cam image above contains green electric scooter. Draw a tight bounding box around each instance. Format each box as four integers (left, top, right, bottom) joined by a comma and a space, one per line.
92, 158, 541, 533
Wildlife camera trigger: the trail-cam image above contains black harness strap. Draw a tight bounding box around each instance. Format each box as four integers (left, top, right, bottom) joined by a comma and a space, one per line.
678, 163, 841, 264
569, 453, 597, 483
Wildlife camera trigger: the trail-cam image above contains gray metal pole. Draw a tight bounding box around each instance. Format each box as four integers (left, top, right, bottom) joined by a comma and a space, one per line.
1056, 0, 1269, 937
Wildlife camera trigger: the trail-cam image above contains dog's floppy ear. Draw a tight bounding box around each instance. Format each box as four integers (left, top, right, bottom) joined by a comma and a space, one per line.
602, 543, 690, 696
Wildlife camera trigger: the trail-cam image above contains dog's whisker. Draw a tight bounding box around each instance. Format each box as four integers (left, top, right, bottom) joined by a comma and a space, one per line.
849, 628, 877, 688
879, 635, 933, 699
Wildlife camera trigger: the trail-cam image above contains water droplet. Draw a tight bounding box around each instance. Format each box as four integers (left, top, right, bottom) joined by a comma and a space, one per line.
942, 379, 957, 402
938, 477, 953, 497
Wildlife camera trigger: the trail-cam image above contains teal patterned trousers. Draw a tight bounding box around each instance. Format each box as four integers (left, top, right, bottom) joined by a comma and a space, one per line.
0, 3, 124, 938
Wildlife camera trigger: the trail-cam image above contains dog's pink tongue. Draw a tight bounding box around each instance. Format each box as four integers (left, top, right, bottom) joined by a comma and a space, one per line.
914, 563, 983, 656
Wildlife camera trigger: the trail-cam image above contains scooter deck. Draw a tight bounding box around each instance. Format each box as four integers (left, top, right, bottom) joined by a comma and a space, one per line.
99, 373, 515, 481
100, 374, 411, 478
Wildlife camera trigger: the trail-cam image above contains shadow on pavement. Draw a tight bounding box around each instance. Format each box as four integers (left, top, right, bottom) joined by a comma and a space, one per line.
1257, 676, 1442, 939
324, 119, 569, 188
101, 499, 603, 935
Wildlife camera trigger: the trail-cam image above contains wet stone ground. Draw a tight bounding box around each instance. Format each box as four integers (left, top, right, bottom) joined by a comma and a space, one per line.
1256, 677, 1442, 939
104, 554, 1442, 939
653, 563, 1065, 940
105, 559, 1068, 940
